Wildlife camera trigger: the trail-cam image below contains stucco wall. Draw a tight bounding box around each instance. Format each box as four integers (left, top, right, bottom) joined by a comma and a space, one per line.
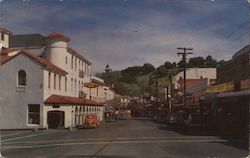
44, 40, 91, 99
0, 33, 9, 48
0, 54, 44, 129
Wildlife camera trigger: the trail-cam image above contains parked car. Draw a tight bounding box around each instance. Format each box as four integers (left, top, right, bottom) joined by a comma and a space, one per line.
184, 113, 202, 127
77, 114, 100, 129
168, 112, 187, 125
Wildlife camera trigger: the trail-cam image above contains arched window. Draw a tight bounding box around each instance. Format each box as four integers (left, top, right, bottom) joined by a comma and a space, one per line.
18, 70, 26, 86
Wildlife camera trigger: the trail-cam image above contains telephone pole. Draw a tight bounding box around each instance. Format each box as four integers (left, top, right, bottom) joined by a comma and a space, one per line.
177, 47, 193, 109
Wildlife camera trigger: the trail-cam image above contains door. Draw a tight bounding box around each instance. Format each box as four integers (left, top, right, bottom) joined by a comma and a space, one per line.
47, 111, 65, 129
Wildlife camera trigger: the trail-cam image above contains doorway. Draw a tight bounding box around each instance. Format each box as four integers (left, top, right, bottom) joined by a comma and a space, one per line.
47, 111, 65, 129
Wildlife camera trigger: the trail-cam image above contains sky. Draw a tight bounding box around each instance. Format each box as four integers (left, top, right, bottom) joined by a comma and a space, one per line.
0, 0, 249, 73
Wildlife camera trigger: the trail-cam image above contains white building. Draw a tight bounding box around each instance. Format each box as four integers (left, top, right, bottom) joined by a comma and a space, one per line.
0, 28, 104, 129
173, 68, 217, 90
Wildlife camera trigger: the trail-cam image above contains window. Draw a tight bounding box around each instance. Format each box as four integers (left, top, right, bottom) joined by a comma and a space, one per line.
59, 75, 61, 90
71, 78, 73, 92
28, 104, 40, 125
97, 87, 98, 96
85, 64, 87, 76
71, 56, 73, 69
79, 61, 81, 70
65, 56, 68, 64
1, 32, 4, 41
54, 74, 56, 90
48, 72, 51, 89
78, 81, 80, 95
75, 79, 77, 93
53, 105, 60, 108
18, 70, 26, 86
65, 77, 67, 91
75, 58, 77, 71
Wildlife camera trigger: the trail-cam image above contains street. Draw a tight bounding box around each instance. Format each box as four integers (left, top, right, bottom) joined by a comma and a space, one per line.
1, 118, 248, 158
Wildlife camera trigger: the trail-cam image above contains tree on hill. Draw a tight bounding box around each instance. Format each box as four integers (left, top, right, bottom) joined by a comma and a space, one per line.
205, 55, 217, 67
188, 56, 205, 67
156, 65, 168, 77
141, 63, 155, 75
121, 66, 142, 83
164, 61, 176, 69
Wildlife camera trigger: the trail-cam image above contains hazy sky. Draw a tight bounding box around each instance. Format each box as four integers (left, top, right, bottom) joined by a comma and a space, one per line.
0, 0, 249, 73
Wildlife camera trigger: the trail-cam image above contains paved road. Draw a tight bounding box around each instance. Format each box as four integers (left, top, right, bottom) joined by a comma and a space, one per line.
1, 118, 248, 158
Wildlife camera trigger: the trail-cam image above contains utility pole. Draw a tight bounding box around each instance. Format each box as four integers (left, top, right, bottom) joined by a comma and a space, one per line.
177, 47, 193, 109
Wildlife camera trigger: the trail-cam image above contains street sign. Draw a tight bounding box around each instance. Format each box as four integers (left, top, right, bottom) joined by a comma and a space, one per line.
84, 82, 99, 88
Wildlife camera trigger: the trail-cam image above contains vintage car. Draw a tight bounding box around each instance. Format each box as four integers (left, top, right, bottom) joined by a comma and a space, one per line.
77, 114, 100, 129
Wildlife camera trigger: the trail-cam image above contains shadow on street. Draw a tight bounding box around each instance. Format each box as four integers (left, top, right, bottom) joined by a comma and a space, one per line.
153, 120, 248, 151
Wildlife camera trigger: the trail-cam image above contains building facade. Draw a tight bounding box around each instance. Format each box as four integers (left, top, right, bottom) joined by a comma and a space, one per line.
0, 28, 104, 129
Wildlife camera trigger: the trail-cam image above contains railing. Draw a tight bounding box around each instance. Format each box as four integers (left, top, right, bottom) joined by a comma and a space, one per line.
79, 70, 85, 78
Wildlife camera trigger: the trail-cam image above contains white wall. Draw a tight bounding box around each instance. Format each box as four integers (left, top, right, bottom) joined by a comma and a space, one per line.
44, 40, 91, 99
173, 68, 217, 89
0, 54, 44, 129
0, 32, 9, 48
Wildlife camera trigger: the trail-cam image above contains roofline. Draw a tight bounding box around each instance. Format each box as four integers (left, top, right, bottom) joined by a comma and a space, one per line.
232, 45, 250, 58
44, 94, 104, 106
46, 32, 70, 42
92, 78, 105, 85
10, 45, 45, 49
0, 27, 12, 35
67, 47, 92, 65
1, 50, 68, 75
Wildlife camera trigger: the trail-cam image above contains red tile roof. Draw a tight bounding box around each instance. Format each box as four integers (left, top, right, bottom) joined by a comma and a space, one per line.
44, 94, 103, 106
0, 27, 12, 34
0, 55, 15, 64
1, 48, 17, 54
46, 32, 70, 42
0, 50, 68, 75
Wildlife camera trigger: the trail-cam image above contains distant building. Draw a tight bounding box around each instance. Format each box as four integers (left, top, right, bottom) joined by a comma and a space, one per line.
173, 68, 216, 92
0, 28, 104, 129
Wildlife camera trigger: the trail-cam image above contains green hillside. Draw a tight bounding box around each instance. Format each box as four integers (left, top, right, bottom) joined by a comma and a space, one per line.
96, 55, 219, 97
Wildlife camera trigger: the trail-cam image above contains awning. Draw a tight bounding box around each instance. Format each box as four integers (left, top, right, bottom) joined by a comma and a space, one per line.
204, 81, 234, 93
44, 94, 103, 106
217, 89, 250, 98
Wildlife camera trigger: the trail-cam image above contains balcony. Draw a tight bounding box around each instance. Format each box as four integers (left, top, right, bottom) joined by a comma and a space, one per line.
79, 70, 85, 78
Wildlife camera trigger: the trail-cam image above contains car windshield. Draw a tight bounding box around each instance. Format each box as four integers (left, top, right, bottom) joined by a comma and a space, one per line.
0, 1, 248, 158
